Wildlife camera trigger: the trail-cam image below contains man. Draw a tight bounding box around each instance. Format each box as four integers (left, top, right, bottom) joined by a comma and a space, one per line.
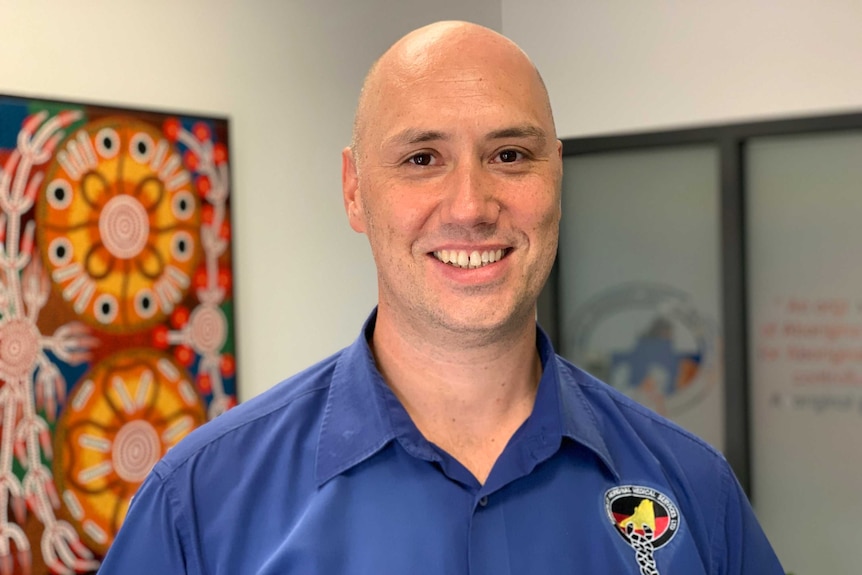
98, 21, 784, 574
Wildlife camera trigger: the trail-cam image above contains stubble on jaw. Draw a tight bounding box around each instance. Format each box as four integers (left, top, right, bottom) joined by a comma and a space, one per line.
372, 240, 557, 353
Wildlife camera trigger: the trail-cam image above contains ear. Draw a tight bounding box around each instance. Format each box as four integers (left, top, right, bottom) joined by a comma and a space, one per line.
342, 146, 366, 233
554, 139, 564, 211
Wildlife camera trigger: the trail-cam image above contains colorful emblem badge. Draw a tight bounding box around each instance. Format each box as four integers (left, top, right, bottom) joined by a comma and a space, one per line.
605, 485, 680, 575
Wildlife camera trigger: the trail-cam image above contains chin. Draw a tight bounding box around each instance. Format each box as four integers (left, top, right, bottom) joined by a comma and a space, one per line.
429, 301, 534, 339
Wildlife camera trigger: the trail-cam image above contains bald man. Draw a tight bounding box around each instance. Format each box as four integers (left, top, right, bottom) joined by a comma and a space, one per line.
99, 22, 783, 575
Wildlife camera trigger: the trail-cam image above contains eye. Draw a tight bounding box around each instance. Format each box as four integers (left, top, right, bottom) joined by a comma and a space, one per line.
408, 153, 433, 166
129, 132, 155, 163
46, 179, 73, 209
94, 293, 119, 324
497, 149, 521, 163
134, 289, 157, 319
95, 128, 120, 159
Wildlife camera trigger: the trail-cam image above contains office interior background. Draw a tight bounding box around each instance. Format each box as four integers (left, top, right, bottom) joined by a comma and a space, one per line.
2, 1, 861, 573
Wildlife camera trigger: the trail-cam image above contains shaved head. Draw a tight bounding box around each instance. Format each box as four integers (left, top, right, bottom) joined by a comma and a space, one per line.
350, 21, 556, 169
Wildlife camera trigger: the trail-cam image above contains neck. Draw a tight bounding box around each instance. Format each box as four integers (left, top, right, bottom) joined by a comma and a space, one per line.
370, 307, 543, 484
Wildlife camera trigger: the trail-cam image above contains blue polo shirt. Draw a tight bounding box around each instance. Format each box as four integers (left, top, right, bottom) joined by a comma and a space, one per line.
98, 312, 783, 574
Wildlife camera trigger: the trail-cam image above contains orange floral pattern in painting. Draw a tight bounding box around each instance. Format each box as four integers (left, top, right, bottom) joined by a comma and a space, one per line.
0, 95, 236, 575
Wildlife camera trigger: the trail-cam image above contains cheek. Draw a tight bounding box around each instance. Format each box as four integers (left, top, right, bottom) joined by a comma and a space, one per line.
519, 200, 561, 267
365, 193, 435, 240
519, 194, 561, 234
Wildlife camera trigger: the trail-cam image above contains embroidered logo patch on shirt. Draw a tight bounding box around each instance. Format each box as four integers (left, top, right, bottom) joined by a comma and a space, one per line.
605, 485, 680, 575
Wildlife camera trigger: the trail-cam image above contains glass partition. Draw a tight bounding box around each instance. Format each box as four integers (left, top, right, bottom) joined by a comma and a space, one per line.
746, 131, 862, 574
557, 146, 725, 450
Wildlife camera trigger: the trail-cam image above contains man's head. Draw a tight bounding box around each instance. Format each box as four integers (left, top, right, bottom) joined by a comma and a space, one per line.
342, 21, 562, 344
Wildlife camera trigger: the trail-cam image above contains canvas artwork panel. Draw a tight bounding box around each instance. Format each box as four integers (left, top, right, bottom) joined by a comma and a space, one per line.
0, 95, 237, 574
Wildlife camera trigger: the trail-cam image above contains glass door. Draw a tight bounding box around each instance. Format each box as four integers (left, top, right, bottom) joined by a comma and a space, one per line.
556, 145, 725, 450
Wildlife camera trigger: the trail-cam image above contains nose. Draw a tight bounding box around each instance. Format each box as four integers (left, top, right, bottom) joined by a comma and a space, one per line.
439, 160, 500, 227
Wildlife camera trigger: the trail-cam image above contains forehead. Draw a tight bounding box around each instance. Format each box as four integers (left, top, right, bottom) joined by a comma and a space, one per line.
364, 34, 552, 143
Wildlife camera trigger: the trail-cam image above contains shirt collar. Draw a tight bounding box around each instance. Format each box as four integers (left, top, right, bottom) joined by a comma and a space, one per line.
315, 311, 395, 486
541, 328, 620, 480
316, 310, 619, 486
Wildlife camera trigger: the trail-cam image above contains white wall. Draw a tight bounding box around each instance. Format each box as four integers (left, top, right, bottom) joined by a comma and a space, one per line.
502, 0, 862, 138
0, 0, 501, 400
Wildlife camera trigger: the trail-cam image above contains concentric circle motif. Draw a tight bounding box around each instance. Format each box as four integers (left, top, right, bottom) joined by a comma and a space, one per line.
0, 319, 40, 378
37, 116, 203, 333
53, 349, 206, 554
111, 420, 161, 483
98, 195, 150, 259
189, 304, 228, 354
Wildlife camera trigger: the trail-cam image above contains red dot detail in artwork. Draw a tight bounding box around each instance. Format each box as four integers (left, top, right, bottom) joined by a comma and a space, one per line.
163, 118, 181, 141
192, 122, 211, 141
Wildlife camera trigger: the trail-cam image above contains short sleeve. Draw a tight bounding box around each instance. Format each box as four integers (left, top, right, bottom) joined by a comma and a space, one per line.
715, 463, 785, 575
97, 469, 194, 574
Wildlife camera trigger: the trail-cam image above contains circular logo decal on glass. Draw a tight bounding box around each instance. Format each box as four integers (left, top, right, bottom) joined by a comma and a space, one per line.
568, 283, 719, 416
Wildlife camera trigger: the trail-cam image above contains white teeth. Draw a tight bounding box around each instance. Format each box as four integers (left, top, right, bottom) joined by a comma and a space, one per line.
432, 249, 507, 269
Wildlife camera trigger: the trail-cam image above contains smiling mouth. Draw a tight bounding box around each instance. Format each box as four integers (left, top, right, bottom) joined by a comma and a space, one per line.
432, 249, 508, 269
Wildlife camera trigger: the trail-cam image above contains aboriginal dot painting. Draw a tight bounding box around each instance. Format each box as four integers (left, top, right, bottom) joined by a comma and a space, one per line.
0, 95, 237, 574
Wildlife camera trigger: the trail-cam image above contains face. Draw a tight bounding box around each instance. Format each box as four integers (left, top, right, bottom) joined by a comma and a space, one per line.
343, 29, 562, 341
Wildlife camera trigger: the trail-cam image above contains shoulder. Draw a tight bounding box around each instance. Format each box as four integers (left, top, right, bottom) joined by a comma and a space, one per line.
151, 349, 343, 480
554, 354, 729, 491
553, 355, 751, 563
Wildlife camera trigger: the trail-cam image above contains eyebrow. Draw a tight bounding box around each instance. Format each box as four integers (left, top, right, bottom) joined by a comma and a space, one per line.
383, 124, 548, 149
384, 129, 449, 148
486, 125, 548, 144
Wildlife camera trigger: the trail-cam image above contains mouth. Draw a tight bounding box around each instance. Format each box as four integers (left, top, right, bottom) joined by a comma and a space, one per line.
431, 248, 509, 269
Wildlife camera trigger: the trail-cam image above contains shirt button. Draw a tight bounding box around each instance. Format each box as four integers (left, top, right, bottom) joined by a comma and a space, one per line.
478, 496, 489, 507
